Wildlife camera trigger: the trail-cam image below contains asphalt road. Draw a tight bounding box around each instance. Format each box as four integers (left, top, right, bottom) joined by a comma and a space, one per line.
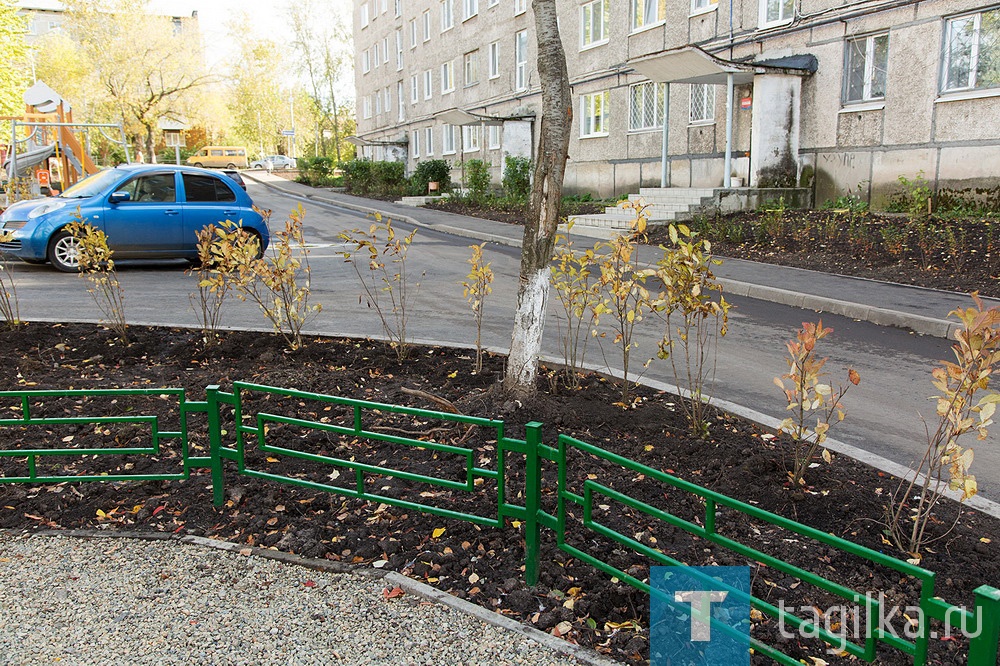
8, 182, 1000, 508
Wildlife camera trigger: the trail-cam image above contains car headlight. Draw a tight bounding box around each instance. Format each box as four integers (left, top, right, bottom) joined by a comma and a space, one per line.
27, 200, 68, 220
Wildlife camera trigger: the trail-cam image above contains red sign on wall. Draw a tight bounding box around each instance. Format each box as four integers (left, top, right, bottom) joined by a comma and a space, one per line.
740, 97, 753, 110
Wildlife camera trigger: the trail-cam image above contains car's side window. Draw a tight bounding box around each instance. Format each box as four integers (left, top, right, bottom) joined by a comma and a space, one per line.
124, 174, 176, 203
182, 174, 237, 203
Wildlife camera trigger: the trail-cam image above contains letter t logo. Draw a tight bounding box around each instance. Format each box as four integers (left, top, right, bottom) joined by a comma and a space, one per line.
674, 591, 729, 641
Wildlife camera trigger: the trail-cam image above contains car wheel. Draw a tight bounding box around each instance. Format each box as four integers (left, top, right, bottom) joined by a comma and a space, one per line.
48, 230, 82, 272
284, 164, 293, 169
242, 230, 265, 260
227, 163, 237, 169
193, 162, 204, 168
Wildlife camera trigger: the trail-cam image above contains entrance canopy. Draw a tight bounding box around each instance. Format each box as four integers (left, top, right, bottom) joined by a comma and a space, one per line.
628, 45, 815, 85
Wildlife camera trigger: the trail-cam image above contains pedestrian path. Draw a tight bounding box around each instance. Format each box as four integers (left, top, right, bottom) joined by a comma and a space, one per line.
246, 171, 995, 339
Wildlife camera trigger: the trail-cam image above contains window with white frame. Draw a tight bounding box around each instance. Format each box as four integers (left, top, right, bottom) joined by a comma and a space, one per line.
362, 95, 372, 119
464, 0, 478, 20
464, 50, 479, 86
488, 41, 500, 78
410, 74, 419, 103
580, 91, 610, 137
843, 33, 888, 103
463, 125, 481, 151
441, 60, 455, 93
411, 130, 421, 158
629, 81, 665, 131
422, 9, 431, 41
424, 127, 434, 155
380, 0, 388, 14
395, 0, 402, 16
691, 0, 717, 13
396, 29, 404, 70
443, 124, 457, 154
373, 41, 380, 68
487, 124, 501, 149
942, 9, 1000, 93
632, 0, 666, 31
362, 2, 370, 27
384, 86, 391, 112
375, 92, 382, 115
515, 30, 528, 90
581, 0, 609, 48
488, 0, 498, 6
410, 18, 418, 47
362, 48, 371, 73
382, 37, 389, 64
514, 0, 527, 15
689, 83, 715, 123
441, 0, 454, 31
759, 0, 793, 27
398, 82, 405, 120
423, 69, 433, 99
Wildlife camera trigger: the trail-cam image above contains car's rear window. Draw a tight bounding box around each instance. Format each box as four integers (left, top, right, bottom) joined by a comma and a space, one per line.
182, 174, 237, 203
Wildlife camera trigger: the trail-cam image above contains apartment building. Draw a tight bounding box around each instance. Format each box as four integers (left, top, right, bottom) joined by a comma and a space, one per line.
354, 0, 1000, 205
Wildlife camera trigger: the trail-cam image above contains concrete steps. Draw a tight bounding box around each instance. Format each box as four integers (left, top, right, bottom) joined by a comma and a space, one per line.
564, 187, 718, 240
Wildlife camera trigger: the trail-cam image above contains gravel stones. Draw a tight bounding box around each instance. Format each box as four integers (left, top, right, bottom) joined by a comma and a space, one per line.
0, 533, 591, 666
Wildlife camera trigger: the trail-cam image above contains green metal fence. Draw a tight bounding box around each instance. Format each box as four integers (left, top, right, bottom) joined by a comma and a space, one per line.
0, 383, 997, 665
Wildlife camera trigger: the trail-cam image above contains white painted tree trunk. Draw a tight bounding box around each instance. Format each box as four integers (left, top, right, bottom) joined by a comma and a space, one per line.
503, 0, 571, 398
505, 267, 551, 391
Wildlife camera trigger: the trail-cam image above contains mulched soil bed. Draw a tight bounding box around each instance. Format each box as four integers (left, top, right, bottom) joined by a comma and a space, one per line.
1, 323, 997, 665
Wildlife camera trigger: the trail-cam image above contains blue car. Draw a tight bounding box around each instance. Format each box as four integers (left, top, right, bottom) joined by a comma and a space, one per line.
0, 164, 269, 271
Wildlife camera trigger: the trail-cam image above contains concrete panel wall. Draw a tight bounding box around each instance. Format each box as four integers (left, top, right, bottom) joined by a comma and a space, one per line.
870, 149, 936, 208
750, 75, 801, 187
813, 151, 873, 204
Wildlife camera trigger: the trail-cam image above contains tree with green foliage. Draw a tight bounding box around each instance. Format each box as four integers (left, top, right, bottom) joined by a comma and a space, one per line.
226, 27, 289, 159
0, 1, 29, 128
59, 0, 211, 162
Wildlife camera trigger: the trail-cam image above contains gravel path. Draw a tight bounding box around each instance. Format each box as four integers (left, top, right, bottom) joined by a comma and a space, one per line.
0, 533, 599, 666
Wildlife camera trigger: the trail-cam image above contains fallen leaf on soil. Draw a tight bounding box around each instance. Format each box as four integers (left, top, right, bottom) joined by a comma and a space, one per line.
382, 586, 404, 600
432, 527, 446, 538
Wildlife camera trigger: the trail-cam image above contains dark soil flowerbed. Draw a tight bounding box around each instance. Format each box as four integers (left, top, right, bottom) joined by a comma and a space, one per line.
1, 323, 997, 665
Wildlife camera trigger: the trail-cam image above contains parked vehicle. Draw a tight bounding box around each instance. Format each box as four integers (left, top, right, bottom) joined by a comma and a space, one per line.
251, 155, 296, 170
185, 146, 249, 169
0, 164, 269, 271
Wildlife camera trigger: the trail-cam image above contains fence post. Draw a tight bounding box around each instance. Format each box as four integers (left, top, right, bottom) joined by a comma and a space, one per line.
968, 585, 1000, 666
524, 421, 543, 587
206, 385, 225, 507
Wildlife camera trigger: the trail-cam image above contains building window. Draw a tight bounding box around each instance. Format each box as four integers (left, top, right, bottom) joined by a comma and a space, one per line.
629, 81, 665, 131
464, 0, 478, 20
487, 124, 501, 149
425, 127, 434, 155
514, 0, 527, 15
581, 91, 610, 137
943, 9, 1000, 93
691, 0, 717, 12
441, 0, 454, 31
395, 0, 402, 17
441, 60, 455, 93
581, 0, 609, 48
410, 18, 418, 47
488, 0, 499, 6
422, 9, 431, 41
362, 2, 370, 27
464, 50, 479, 86
375, 92, 382, 115
362, 95, 372, 119
412, 130, 421, 158
410, 74, 419, 103
396, 29, 404, 70
759, 0, 793, 27
844, 33, 888, 103
463, 125, 481, 152
398, 82, 405, 121
423, 69, 433, 99
380, 0, 388, 14
489, 41, 500, 79
632, 0, 666, 31
384, 86, 392, 113
362, 48, 371, 73
373, 41, 380, 68
515, 30, 528, 90
690, 83, 715, 123
443, 124, 457, 154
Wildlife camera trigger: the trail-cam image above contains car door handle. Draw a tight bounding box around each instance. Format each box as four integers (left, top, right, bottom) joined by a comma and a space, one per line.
164, 209, 180, 216
223, 210, 238, 216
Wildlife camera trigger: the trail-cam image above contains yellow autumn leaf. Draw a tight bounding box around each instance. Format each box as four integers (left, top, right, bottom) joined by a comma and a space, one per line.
96, 509, 106, 518
447, 371, 458, 378
266, 457, 279, 463
432, 527, 446, 539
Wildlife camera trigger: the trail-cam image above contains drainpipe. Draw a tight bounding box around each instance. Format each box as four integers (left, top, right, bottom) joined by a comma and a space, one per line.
660, 83, 671, 188
724, 73, 734, 189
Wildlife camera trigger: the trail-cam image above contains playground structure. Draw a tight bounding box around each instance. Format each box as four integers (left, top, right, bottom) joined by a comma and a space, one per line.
2, 81, 130, 199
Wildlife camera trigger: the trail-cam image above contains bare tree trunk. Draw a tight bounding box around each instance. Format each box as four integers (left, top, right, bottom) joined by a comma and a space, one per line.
502, 0, 572, 398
